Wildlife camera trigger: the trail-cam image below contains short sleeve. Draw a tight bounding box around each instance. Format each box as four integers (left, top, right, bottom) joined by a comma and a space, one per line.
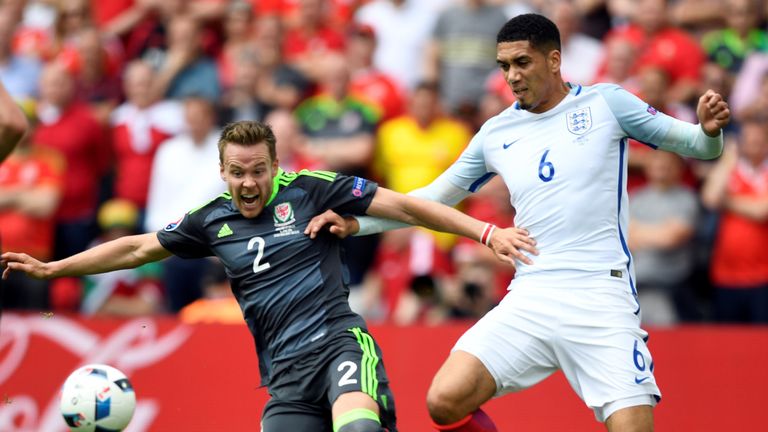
300, 172, 379, 216
156, 211, 213, 259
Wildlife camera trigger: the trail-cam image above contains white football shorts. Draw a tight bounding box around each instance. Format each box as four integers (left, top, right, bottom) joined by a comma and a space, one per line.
453, 271, 661, 422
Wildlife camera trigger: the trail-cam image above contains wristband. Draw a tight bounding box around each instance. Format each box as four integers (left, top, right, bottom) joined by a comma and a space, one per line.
480, 223, 496, 247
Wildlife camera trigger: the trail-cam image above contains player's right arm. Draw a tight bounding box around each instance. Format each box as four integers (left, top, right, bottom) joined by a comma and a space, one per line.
307, 125, 495, 237
1, 233, 172, 280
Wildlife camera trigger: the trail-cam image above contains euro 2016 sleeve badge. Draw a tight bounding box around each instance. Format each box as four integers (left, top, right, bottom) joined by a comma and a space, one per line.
566, 107, 592, 135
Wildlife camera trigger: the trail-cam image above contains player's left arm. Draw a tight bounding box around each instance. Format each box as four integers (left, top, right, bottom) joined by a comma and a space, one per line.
366, 187, 537, 265
599, 84, 729, 160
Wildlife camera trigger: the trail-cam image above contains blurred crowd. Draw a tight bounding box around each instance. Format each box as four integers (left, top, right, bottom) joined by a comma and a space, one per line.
1, 0, 767, 326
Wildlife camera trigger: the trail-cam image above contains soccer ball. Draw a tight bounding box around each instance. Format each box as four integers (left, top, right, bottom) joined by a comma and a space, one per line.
60, 364, 136, 432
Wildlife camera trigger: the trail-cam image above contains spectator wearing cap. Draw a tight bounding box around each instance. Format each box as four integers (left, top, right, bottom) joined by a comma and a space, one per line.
79, 198, 165, 316
347, 22, 406, 122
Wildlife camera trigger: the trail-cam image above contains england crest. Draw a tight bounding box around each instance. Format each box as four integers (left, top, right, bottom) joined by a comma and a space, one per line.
273, 202, 295, 226
566, 107, 592, 135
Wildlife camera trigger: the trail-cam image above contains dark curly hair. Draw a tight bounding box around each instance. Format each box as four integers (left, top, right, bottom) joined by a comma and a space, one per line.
497, 13, 561, 54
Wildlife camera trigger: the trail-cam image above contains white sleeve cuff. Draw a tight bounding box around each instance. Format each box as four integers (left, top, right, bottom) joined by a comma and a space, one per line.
356, 175, 471, 236
660, 121, 723, 160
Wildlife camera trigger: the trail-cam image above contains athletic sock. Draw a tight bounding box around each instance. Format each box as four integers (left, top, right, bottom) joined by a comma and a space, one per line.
432, 409, 498, 432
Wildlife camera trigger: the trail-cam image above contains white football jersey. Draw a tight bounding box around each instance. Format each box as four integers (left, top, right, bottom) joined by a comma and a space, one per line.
444, 83, 678, 288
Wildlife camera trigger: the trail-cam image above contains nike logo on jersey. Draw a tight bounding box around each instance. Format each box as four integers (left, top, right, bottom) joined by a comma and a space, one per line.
503, 139, 520, 149
635, 376, 650, 384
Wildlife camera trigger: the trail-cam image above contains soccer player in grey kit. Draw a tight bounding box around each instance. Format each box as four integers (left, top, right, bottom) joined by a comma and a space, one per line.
1, 121, 536, 432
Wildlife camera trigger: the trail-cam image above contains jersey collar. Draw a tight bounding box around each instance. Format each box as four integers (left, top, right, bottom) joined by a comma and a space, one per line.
265, 167, 285, 207
512, 82, 581, 111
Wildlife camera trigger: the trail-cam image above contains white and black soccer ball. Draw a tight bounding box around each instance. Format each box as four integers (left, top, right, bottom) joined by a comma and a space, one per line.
60, 364, 136, 432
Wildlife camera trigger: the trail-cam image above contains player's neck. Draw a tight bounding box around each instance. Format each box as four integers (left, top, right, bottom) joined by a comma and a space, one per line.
529, 80, 570, 114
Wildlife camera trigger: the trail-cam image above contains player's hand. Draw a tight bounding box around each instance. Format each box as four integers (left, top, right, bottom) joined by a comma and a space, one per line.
487, 227, 538, 266
304, 210, 360, 239
1, 252, 49, 280
697, 89, 731, 137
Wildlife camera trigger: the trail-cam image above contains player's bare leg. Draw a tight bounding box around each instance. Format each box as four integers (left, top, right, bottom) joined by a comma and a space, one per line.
332, 391, 383, 431
427, 350, 498, 430
605, 405, 654, 432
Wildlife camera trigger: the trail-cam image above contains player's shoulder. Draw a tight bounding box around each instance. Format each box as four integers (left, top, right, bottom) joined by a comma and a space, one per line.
279, 169, 339, 186
273, 168, 342, 194
158, 191, 231, 234
581, 82, 633, 100
186, 191, 234, 218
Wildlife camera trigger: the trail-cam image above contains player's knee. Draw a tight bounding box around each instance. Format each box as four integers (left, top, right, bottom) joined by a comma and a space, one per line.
426, 382, 463, 423
334, 408, 384, 432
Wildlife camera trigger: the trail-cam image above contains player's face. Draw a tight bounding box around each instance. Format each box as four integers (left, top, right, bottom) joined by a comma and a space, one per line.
220, 142, 279, 219
496, 40, 562, 113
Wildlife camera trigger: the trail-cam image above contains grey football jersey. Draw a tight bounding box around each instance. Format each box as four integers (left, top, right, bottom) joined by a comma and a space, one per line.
157, 169, 378, 385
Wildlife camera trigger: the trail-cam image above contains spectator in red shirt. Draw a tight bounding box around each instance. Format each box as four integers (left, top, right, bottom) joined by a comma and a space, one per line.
111, 60, 184, 218
217, 0, 256, 92
33, 62, 111, 259
601, 0, 705, 104
282, 0, 346, 81
347, 23, 406, 122
61, 27, 124, 124
702, 118, 768, 323
0, 118, 63, 310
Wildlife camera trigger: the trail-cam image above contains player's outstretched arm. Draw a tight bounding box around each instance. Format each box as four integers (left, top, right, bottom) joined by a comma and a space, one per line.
365, 187, 537, 264
1, 233, 172, 280
306, 173, 473, 238
0, 82, 29, 163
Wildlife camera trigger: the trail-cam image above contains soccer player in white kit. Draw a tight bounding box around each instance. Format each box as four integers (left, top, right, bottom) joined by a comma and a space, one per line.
306, 13, 730, 432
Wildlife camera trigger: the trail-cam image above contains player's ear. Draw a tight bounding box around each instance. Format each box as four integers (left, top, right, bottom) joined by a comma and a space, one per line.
271, 157, 279, 177
219, 163, 226, 181
548, 49, 561, 73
